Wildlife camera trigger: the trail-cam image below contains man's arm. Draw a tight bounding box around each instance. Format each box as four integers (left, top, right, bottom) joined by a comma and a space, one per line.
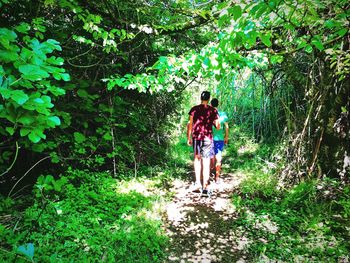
214, 109, 220, 130
224, 122, 229, 144
214, 119, 220, 130
187, 116, 193, 146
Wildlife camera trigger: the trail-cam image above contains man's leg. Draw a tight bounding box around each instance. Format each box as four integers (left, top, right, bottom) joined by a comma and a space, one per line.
210, 157, 215, 176
211, 140, 218, 178
215, 154, 222, 182
194, 155, 202, 186
193, 139, 202, 189
215, 141, 224, 182
202, 157, 211, 190
201, 138, 214, 190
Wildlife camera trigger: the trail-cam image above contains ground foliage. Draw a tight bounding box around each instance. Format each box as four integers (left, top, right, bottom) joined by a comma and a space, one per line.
226, 129, 350, 262
1, 169, 169, 262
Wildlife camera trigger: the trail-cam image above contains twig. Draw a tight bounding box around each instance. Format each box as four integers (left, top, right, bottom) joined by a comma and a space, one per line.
8, 156, 50, 197
66, 57, 104, 68
67, 47, 94, 61
11, 184, 31, 199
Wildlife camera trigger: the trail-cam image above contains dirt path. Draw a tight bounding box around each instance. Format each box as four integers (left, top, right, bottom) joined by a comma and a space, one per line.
164, 172, 249, 263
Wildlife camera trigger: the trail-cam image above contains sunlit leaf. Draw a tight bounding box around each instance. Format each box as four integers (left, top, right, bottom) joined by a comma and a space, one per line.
17, 243, 34, 260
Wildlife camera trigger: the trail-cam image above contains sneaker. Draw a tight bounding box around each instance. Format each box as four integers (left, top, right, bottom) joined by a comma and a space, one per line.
201, 189, 211, 197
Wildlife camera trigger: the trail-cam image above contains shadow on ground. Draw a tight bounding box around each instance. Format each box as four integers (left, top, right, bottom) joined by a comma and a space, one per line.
164, 172, 250, 262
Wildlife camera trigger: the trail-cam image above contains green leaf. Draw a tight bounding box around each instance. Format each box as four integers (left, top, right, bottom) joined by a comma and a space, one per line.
245, 30, 257, 46
48, 86, 66, 96
0, 88, 11, 99
41, 95, 54, 108
229, 5, 242, 20
268, 0, 277, 8
283, 23, 294, 30
60, 73, 70, 81
34, 98, 44, 104
47, 56, 64, 65
103, 133, 113, 140
50, 152, 60, 163
296, 39, 307, 49
0, 28, 17, 43
77, 89, 89, 98
335, 28, 348, 37
11, 90, 29, 105
270, 55, 283, 64
19, 64, 49, 81
311, 37, 324, 51
324, 20, 336, 29
20, 48, 33, 61
5, 103, 17, 122
74, 132, 86, 143
250, 2, 264, 16
261, 32, 272, 47
17, 243, 34, 260
47, 39, 61, 49
47, 116, 61, 126
52, 72, 61, 80
5, 127, 14, 135
203, 57, 210, 67
218, 13, 229, 28
0, 50, 19, 63
18, 115, 34, 125
305, 45, 313, 53
29, 132, 42, 143
20, 128, 31, 137
15, 23, 30, 33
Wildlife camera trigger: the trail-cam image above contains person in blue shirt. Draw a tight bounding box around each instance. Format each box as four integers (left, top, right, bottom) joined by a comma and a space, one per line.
210, 98, 229, 184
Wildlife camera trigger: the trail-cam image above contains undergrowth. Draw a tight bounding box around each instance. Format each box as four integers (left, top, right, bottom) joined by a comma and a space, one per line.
228, 129, 350, 262
0, 168, 170, 262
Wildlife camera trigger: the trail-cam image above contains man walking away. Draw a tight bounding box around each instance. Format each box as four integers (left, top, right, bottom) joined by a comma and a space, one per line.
210, 98, 229, 184
187, 91, 219, 195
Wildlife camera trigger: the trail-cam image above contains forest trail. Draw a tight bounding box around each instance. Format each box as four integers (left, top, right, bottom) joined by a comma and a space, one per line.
164, 171, 248, 263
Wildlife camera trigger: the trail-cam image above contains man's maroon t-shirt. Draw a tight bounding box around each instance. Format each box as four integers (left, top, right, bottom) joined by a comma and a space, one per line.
189, 104, 219, 140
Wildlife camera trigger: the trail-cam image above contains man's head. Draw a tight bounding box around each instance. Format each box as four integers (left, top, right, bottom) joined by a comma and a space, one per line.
201, 91, 210, 101
211, 98, 219, 108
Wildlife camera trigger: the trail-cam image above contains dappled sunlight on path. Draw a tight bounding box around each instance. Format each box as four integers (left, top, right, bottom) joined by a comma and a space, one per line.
164, 172, 249, 262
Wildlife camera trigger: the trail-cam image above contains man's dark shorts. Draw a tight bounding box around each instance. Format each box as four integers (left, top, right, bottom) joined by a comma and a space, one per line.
193, 138, 214, 158
214, 140, 225, 158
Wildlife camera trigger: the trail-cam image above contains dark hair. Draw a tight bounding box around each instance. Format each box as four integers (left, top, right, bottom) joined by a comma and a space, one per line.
201, 91, 210, 101
211, 98, 219, 107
